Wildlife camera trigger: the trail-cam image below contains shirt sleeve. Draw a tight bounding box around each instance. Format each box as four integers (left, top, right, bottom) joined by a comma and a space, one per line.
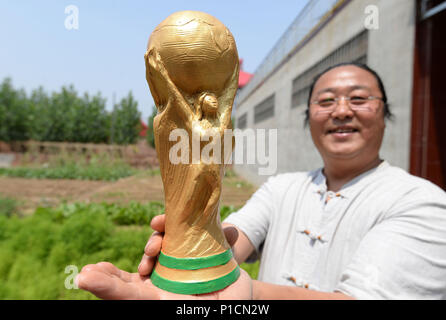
335, 188, 446, 299
223, 175, 277, 261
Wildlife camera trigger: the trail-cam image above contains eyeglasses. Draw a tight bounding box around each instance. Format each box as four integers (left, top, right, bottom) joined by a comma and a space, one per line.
310, 96, 383, 115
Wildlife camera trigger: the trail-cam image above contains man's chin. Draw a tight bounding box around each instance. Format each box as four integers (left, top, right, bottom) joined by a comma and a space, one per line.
324, 146, 362, 160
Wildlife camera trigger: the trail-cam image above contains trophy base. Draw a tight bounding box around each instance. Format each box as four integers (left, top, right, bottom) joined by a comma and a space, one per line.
150, 249, 240, 294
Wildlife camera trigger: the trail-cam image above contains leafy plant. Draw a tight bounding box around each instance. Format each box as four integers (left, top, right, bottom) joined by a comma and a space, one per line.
220, 205, 238, 221
0, 78, 142, 145
0, 201, 258, 299
0, 78, 30, 142
0, 154, 137, 181
0, 194, 18, 217
110, 92, 141, 145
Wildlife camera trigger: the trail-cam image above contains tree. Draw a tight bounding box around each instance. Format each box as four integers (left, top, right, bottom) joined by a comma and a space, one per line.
72, 92, 109, 143
28, 86, 51, 141
0, 78, 30, 142
110, 92, 141, 145
43, 85, 79, 142
0, 78, 144, 145
28, 86, 109, 143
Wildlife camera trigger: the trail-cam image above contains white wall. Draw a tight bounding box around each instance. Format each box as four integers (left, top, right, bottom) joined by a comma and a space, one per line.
233, 0, 416, 186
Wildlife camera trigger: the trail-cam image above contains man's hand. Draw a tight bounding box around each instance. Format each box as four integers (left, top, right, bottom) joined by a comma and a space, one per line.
76, 214, 250, 300
76, 261, 252, 300
138, 214, 239, 277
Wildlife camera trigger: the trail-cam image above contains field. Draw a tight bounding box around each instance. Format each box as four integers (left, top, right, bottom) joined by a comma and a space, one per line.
0, 169, 255, 214
0, 149, 258, 299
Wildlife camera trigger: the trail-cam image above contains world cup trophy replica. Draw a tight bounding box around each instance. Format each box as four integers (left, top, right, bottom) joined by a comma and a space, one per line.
144, 11, 240, 294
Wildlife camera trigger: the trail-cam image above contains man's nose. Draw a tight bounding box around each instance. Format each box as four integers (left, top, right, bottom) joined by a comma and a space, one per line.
331, 97, 354, 119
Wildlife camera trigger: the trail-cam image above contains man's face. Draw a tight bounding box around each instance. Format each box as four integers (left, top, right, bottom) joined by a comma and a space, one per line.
308, 66, 385, 164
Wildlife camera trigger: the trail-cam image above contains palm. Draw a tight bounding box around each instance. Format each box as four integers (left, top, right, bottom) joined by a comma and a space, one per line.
77, 262, 252, 300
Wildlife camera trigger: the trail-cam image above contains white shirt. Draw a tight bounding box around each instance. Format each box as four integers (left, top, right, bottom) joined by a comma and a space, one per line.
224, 161, 446, 299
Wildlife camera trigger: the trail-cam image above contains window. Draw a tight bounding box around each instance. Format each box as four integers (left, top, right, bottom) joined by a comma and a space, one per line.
291, 30, 369, 108
237, 113, 247, 129
254, 94, 275, 124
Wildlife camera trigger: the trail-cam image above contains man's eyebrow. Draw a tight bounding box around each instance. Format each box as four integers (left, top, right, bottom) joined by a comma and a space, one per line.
315, 85, 371, 96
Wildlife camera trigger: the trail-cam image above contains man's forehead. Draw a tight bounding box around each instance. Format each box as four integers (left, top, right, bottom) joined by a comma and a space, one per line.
314, 66, 379, 91
315, 85, 371, 95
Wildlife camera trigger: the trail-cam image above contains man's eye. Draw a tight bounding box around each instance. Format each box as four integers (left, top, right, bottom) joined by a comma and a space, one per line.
349, 96, 367, 104
319, 98, 335, 106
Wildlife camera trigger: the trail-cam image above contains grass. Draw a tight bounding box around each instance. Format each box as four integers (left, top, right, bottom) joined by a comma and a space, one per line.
0, 201, 259, 299
0, 208, 150, 299
0, 153, 137, 181
0, 194, 19, 217
223, 169, 253, 189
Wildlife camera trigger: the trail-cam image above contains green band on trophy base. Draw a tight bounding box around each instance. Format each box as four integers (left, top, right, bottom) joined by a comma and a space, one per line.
151, 266, 240, 295
158, 249, 233, 270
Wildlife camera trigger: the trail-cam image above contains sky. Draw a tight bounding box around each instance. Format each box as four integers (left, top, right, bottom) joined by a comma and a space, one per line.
0, 0, 309, 121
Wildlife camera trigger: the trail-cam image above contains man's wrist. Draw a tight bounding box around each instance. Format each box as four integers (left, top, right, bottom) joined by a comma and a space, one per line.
252, 280, 261, 300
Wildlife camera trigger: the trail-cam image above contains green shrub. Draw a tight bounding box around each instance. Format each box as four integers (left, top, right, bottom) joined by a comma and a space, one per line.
0, 206, 152, 299
110, 92, 141, 145
0, 194, 18, 217
0, 202, 258, 299
220, 205, 238, 221
109, 201, 164, 226
0, 155, 137, 181
0, 77, 141, 144
44, 201, 165, 226
0, 78, 30, 142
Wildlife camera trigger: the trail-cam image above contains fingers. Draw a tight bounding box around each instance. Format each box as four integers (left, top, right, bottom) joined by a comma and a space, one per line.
138, 231, 162, 277
95, 262, 134, 282
145, 231, 163, 256
139, 215, 238, 278
223, 225, 239, 247
137, 215, 165, 277
77, 262, 152, 300
138, 228, 164, 277
150, 214, 165, 233
138, 254, 157, 277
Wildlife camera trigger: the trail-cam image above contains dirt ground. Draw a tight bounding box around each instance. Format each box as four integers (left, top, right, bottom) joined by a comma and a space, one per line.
0, 171, 257, 214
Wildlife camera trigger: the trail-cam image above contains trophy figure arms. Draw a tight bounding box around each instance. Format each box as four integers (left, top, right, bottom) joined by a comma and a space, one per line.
193, 60, 239, 130
218, 60, 239, 130
144, 48, 195, 128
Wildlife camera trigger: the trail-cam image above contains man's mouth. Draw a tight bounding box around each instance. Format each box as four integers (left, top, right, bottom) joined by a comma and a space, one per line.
326, 127, 359, 134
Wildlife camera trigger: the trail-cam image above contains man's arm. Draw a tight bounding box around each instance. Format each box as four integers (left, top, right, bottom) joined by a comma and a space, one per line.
222, 222, 353, 300
222, 222, 255, 264
252, 281, 353, 300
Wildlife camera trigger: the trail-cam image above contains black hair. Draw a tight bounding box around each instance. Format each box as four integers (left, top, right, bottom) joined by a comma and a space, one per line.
304, 62, 393, 126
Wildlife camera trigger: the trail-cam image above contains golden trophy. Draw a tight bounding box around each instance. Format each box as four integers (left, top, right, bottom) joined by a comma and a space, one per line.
144, 10, 240, 294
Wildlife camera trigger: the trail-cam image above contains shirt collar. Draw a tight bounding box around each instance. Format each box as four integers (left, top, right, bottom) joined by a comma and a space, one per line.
311, 160, 390, 198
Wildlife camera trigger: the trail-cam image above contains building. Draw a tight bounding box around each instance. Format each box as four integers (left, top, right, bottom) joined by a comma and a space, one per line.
238, 59, 253, 89
233, 0, 446, 189
139, 119, 148, 137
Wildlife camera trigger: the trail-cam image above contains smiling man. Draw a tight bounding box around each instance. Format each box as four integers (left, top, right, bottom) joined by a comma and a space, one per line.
307, 63, 388, 192
78, 63, 446, 300
220, 63, 446, 299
